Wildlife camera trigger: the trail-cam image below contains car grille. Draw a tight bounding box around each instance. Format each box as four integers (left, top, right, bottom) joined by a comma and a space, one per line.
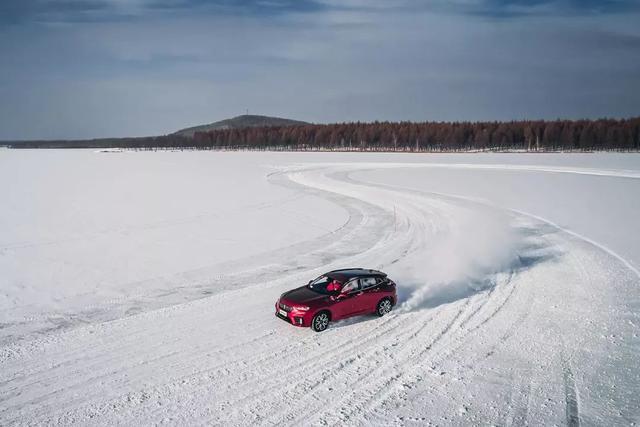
279, 302, 292, 312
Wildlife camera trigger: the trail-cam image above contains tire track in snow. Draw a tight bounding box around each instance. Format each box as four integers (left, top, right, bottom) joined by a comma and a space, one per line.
3, 161, 639, 426
210, 166, 559, 425
505, 373, 532, 426
338, 166, 630, 425
336, 274, 524, 426
23, 286, 410, 425
563, 360, 581, 427
320, 303, 472, 426
0, 168, 390, 346
42, 166, 458, 426
52, 314, 408, 426
224, 165, 635, 425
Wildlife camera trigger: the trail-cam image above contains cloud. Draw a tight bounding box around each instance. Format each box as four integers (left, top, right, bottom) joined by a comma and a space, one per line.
0, 1, 115, 25
454, 0, 640, 17
0, 0, 639, 139
0, 0, 328, 26
2, 0, 637, 27
320, 0, 640, 17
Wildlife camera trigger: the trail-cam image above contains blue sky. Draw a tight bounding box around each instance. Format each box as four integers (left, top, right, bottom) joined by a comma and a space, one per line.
1, 0, 639, 139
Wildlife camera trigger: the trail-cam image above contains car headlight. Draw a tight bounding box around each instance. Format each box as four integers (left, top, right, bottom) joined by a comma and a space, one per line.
294, 305, 310, 311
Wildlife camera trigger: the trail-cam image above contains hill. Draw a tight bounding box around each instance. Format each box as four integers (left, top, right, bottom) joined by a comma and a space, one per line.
174, 115, 309, 137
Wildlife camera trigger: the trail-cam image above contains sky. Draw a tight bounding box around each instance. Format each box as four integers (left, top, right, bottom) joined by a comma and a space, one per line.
1, 0, 639, 140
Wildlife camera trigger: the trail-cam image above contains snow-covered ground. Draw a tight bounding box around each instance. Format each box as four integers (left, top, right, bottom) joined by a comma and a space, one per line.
1, 150, 639, 425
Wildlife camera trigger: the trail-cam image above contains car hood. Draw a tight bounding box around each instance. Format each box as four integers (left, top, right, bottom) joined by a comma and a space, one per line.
281, 286, 328, 306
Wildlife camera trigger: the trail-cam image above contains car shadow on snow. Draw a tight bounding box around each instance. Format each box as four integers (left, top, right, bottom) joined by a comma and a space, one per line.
330, 312, 390, 329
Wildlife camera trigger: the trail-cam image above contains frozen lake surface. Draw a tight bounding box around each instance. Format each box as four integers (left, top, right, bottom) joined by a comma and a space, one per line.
1, 150, 639, 425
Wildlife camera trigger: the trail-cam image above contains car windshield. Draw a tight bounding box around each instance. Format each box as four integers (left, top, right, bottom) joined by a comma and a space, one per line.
308, 275, 341, 295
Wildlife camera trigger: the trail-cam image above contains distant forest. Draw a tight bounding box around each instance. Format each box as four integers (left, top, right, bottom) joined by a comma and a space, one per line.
9, 117, 640, 151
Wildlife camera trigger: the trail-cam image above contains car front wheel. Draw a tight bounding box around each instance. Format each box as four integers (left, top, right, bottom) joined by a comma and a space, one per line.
311, 311, 330, 332
376, 298, 393, 317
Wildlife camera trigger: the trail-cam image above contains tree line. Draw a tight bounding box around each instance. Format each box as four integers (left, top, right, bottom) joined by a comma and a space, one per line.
10, 117, 640, 151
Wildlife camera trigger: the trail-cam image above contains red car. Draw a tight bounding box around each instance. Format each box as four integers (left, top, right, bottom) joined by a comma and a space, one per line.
275, 268, 397, 332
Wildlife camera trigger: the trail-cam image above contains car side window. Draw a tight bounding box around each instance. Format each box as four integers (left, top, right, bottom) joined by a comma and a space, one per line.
361, 277, 378, 289
342, 279, 360, 294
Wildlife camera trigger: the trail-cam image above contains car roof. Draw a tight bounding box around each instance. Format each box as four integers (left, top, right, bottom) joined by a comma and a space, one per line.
325, 268, 387, 282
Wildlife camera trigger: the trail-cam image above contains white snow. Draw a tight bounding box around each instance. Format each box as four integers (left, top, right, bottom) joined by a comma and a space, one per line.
0, 150, 346, 339
0, 150, 639, 426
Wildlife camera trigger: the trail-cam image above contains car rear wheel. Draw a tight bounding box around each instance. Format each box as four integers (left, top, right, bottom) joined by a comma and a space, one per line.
311, 312, 330, 332
376, 298, 392, 317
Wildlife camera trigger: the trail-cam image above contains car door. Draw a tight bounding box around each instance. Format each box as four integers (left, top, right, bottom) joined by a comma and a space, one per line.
359, 276, 383, 312
347, 278, 374, 316
334, 278, 362, 318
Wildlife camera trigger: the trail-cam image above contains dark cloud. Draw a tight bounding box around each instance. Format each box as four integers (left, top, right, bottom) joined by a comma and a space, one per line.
0, 0, 327, 25
2, 0, 637, 26
441, 0, 640, 17
0, 1, 111, 25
